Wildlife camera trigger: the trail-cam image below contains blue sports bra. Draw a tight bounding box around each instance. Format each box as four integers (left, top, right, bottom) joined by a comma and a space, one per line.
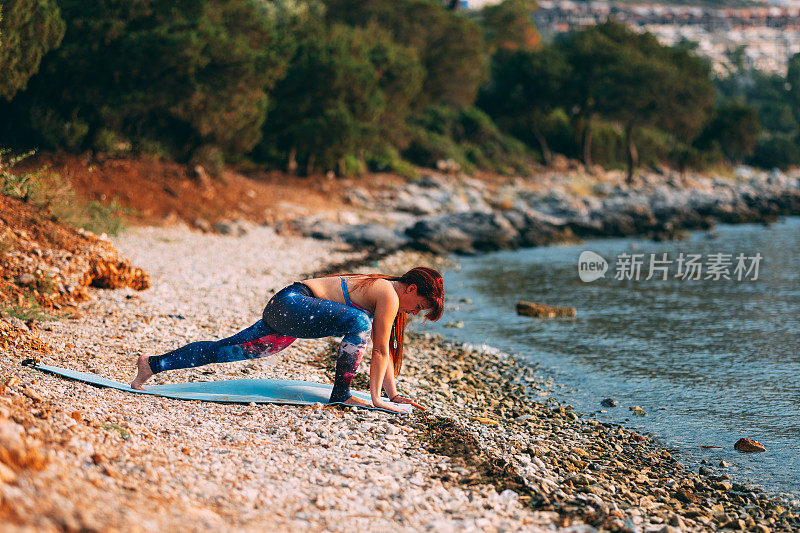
340, 277, 372, 316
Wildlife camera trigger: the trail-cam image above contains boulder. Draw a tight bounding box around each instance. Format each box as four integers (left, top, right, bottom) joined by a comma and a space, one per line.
516, 301, 576, 318
213, 219, 249, 237
291, 217, 346, 241
406, 211, 519, 254
339, 224, 409, 251
733, 438, 765, 452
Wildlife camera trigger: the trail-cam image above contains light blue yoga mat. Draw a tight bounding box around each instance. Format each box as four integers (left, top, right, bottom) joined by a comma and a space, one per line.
32, 364, 412, 414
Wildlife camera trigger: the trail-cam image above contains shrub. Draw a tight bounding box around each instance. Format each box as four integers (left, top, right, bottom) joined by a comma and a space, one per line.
749, 134, 800, 169
0, 150, 128, 235
403, 105, 533, 174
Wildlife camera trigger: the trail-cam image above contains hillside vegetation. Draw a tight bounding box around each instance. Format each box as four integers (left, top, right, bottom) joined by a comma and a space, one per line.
1, 0, 798, 180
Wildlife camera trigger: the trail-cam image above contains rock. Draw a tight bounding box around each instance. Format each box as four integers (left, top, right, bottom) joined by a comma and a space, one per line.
444, 321, 463, 328
600, 398, 616, 408
436, 159, 460, 173
214, 219, 248, 237
16, 273, 36, 286
518, 218, 578, 247
0, 462, 16, 483
629, 406, 647, 416
393, 192, 442, 216
669, 515, 686, 529
336, 211, 359, 225
405, 211, 518, 254
338, 224, 409, 251
5, 317, 28, 331
471, 416, 498, 425
675, 489, 701, 504
292, 218, 346, 241
516, 301, 576, 318
22, 387, 43, 402
193, 218, 212, 232
719, 460, 730, 467
734, 438, 765, 452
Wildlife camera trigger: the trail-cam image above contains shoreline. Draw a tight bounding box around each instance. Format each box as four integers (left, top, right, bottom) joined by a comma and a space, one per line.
288, 166, 800, 258
1, 223, 798, 531
399, 330, 800, 531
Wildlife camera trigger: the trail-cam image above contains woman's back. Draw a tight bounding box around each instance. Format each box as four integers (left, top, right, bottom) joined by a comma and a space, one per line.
301, 275, 389, 314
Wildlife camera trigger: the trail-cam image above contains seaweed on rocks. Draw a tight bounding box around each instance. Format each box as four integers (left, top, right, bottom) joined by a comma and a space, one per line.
415, 411, 544, 507
401, 331, 800, 532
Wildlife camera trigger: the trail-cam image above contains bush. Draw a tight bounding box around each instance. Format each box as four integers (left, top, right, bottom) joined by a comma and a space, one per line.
403, 106, 533, 174
0, 150, 129, 235
1, 0, 294, 159
340, 154, 366, 177
749, 134, 800, 169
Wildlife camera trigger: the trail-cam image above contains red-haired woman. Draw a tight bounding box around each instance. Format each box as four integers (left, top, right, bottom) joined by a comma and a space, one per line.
131, 267, 444, 413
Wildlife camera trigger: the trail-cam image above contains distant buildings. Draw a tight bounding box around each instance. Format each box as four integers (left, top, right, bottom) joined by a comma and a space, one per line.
530, 2, 800, 75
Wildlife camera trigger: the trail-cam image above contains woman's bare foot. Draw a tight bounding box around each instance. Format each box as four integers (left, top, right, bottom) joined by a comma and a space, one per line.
343, 396, 373, 408
130, 354, 153, 390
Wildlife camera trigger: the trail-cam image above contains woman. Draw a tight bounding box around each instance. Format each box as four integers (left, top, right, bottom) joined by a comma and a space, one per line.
131, 267, 444, 413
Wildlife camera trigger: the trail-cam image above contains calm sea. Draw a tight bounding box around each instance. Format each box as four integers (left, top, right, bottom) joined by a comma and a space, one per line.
415, 216, 800, 499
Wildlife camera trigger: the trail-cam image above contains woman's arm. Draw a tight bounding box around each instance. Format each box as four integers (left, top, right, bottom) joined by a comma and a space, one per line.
382, 363, 426, 410
368, 282, 403, 412
382, 361, 398, 400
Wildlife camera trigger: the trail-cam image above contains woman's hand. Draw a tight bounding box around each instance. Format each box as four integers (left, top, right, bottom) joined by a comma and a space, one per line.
390, 394, 426, 411
372, 399, 408, 414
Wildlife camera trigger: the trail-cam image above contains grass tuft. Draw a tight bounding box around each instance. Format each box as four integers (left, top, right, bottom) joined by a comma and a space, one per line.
0, 149, 130, 236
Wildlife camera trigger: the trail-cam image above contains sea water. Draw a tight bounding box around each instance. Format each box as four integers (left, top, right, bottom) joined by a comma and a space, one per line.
415, 216, 800, 498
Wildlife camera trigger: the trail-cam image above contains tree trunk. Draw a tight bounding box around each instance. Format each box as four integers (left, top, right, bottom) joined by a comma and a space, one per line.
532, 126, 552, 166
306, 154, 315, 177
287, 147, 297, 175
625, 122, 638, 184
583, 117, 593, 169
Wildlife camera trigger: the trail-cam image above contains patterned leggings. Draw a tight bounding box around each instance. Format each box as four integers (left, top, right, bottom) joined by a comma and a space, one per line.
147, 282, 372, 403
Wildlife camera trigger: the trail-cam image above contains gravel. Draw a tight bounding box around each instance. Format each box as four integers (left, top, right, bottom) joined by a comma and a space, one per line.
0, 225, 552, 532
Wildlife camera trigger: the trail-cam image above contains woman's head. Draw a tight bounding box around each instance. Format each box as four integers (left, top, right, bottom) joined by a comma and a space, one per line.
337, 266, 445, 376
395, 267, 444, 321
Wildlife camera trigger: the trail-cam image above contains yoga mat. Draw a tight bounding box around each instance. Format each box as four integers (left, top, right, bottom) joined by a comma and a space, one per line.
30, 363, 413, 414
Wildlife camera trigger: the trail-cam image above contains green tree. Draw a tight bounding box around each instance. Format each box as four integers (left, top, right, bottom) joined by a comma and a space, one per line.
480, 0, 540, 54
786, 52, 800, 131
695, 101, 759, 163
559, 21, 714, 181
323, 0, 487, 108
717, 69, 797, 135
555, 22, 620, 168
0, 0, 294, 162
478, 46, 570, 165
0, 0, 65, 101
256, 23, 423, 175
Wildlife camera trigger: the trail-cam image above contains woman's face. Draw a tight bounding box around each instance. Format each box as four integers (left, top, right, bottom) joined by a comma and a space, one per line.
398, 284, 432, 316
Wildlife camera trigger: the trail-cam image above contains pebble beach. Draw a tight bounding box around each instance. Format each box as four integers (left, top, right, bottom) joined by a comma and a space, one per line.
2, 222, 799, 531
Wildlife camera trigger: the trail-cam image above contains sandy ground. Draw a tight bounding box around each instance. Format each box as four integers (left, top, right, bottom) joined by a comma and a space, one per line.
0, 225, 551, 532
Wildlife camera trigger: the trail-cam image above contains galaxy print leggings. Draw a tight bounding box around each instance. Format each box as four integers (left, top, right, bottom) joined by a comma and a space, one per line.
147, 282, 372, 403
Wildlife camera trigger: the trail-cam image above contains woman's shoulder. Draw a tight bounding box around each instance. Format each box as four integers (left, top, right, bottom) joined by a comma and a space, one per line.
352, 277, 395, 302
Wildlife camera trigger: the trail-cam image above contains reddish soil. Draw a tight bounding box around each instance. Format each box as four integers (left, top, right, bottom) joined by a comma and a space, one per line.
21, 153, 413, 227
0, 194, 148, 313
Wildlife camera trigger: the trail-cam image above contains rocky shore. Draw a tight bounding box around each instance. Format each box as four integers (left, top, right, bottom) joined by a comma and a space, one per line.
399, 332, 800, 532
288, 166, 800, 255
2, 210, 799, 530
